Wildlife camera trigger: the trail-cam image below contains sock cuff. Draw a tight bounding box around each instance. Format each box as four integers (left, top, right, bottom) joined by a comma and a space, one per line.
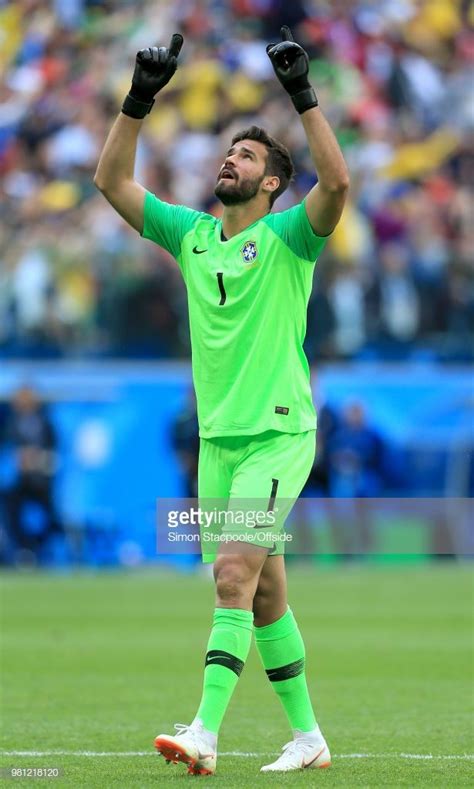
254, 606, 297, 642
213, 607, 254, 631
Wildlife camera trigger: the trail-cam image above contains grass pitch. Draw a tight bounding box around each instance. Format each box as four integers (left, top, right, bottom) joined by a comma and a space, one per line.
1, 563, 473, 787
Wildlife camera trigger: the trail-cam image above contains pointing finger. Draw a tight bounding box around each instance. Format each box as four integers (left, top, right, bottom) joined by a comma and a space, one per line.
280, 25, 294, 42
169, 33, 184, 57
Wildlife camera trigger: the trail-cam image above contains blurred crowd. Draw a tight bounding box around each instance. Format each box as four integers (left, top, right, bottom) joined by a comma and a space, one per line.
1, 0, 473, 361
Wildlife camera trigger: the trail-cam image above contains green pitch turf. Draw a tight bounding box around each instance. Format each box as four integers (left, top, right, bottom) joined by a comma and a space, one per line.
1, 564, 473, 787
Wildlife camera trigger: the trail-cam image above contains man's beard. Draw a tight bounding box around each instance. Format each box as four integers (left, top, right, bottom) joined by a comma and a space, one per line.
214, 173, 264, 206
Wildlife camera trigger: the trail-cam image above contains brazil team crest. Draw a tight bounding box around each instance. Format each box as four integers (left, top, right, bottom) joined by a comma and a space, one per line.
241, 240, 258, 265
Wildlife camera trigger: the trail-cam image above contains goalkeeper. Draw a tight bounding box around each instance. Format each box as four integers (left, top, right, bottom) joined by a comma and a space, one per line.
95, 26, 348, 775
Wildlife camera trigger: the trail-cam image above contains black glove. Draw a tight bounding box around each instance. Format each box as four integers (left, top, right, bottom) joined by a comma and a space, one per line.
122, 33, 184, 119
266, 26, 318, 115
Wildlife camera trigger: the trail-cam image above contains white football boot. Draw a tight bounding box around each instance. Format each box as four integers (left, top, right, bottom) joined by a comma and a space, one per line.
260, 726, 331, 772
154, 720, 217, 775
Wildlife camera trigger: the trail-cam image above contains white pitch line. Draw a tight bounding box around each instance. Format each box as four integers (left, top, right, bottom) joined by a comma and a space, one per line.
1, 751, 473, 761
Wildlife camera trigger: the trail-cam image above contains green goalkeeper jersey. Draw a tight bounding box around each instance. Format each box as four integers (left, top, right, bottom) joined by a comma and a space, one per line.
142, 191, 328, 438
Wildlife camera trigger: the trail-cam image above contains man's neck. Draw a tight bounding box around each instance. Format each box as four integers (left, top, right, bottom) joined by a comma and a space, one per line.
221, 200, 270, 239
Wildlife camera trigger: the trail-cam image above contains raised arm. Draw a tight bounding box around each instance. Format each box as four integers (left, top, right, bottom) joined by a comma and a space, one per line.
267, 27, 349, 237
299, 107, 349, 237
94, 114, 146, 232
94, 34, 184, 234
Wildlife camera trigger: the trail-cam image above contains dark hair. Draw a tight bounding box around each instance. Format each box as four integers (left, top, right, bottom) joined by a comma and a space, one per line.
231, 126, 295, 208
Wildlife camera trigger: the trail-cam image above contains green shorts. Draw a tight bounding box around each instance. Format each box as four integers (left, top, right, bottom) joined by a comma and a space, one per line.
198, 429, 316, 563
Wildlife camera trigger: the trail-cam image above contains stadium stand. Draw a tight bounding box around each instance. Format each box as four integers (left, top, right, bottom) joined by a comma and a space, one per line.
1, 0, 472, 361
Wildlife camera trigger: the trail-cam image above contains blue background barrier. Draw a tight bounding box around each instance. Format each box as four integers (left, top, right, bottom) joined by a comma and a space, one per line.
0, 362, 472, 564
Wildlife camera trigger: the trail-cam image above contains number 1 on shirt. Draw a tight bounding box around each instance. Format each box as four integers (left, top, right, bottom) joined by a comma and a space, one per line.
217, 272, 226, 305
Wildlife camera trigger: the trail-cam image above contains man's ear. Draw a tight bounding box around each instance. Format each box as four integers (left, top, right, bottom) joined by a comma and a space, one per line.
262, 175, 280, 196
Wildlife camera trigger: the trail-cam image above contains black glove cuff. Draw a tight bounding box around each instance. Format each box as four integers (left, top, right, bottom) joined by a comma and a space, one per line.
290, 87, 318, 114
121, 93, 155, 119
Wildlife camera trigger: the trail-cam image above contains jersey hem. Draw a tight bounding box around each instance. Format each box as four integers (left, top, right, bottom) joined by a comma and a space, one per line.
199, 423, 317, 439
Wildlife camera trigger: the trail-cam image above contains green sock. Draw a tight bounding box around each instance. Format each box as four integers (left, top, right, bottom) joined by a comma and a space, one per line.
195, 607, 253, 735
254, 607, 317, 732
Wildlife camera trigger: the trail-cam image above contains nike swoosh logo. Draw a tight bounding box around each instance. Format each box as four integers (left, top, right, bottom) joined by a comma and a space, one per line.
192, 246, 207, 254
303, 746, 326, 768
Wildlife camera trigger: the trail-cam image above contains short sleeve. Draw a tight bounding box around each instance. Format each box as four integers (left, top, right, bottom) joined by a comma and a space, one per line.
264, 200, 330, 262
141, 191, 201, 260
